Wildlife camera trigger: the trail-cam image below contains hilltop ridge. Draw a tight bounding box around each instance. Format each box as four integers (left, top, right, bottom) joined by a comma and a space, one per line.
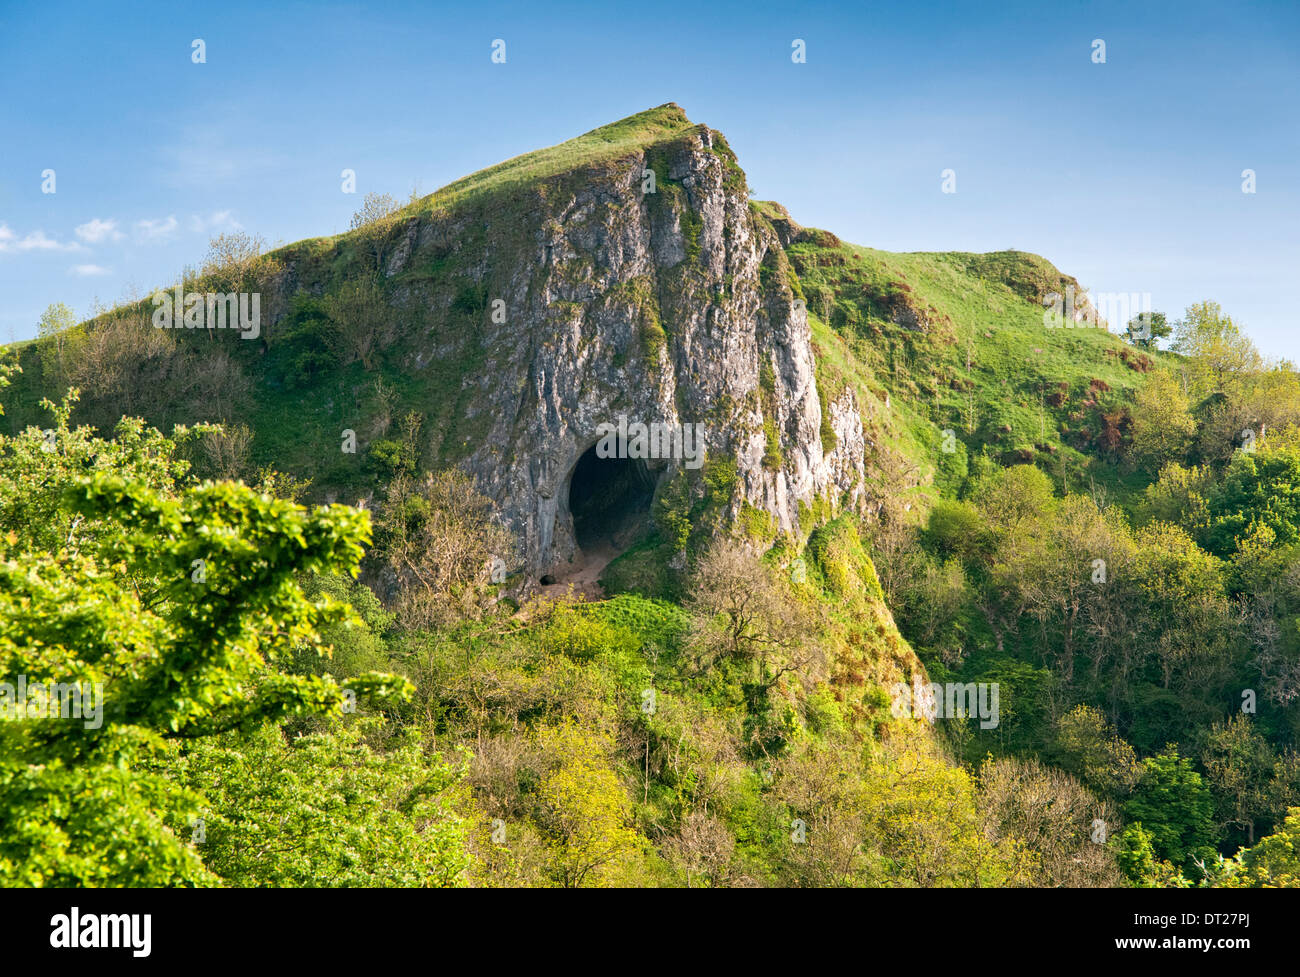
4, 104, 1156, 551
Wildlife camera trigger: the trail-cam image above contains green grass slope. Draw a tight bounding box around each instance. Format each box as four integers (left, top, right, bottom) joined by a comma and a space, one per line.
752, 202, 1164, 504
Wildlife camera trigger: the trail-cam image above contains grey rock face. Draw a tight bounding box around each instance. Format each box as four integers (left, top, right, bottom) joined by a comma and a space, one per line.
386, 128, 869, 577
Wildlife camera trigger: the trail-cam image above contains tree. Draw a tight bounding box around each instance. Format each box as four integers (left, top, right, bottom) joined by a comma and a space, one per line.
1123, 751, 1218, 878
322, 278, 393, 369
192, 232, 286, 341
1117, 823, 1190, 887
1207, 435, 1300, 554
684, 538, 820, 708
161, 720, 470, 886
1130, 523, 1233, 691
1054, 704, 1143, 798
36, 301, 76, 339
1215, 807, 1300, 888
285, 572, 393, 683
533, 723, 646, 887
61, 311, 200, 429
35, 302, 77, 384
1130, 370, 1196, 474
1007, 494, 1129, 684
198, 231, 268, 291
767, 730, 1027, 888
373, 467, 512, 629
349, 192, 402, 274
899, 555, 969, 660
974, 480, 1132, 686
0, 402, 411, 885
0, 389, 207, 555
185, 347, 253, 424
1172, 301, 1261, 398
1201, 715, 1275, 845
664, 810, 738, 888
1125, 310, 1171, 349
350, 191, 400, 231
978, 755, 1123, 887
196, 421, 254, 480
862, 733, 1026, 887
771, 737, 880, 887
1139, 462, 1214, 537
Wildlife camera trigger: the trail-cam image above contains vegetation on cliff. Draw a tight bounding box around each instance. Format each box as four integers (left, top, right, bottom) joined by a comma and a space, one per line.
5, 107, 1300, 887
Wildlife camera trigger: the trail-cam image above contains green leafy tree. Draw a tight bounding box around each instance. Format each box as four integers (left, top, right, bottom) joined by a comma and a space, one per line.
1125, 310, 1171, 349
1123, 751, 1217, 878
534, 723, 647, 887
1219, 807, 1300, 887
1130, 523, 1233, 691
161, 720, 470, 886
1207, 435, 1300, 554
1130, 371, 1196, 474
0, 400, 412, 885
1054, 704, 1143, 799
1117, 823, 1190, 887
0, 390, 208, 555
1173, 301, 1261, 398
35, 302, 78, 384
1201, 715, 1275, 845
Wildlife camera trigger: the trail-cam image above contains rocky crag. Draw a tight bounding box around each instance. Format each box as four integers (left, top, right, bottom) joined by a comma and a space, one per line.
276, 104, 870, 577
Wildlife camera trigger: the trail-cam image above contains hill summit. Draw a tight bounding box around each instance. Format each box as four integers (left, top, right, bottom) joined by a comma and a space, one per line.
7, 104, 1143, 591
277, 103, 872, 580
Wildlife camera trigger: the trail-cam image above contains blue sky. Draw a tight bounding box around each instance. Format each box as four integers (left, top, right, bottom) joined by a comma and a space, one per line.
2, 0, 1297, 356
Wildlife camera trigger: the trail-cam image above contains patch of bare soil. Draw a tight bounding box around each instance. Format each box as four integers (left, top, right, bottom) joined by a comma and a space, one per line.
533, 520, 644, 603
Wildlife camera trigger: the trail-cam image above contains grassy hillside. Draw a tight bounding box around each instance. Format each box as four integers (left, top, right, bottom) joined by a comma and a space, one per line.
752, 203, 1164, 506
411, 102, 702, 214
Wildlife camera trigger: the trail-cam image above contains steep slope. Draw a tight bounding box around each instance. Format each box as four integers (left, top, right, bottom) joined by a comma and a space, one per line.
750, 203, 1157, 503
3, 104, 1157, 578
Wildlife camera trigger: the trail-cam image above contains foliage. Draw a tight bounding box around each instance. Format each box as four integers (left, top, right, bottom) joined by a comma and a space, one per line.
0, 400, 414, 885
5, 103, 1300, 889
1218, 807, 1300, 887
373, 467, 511, 629
1122, 752, 1218, 879
160, 721, 470, 887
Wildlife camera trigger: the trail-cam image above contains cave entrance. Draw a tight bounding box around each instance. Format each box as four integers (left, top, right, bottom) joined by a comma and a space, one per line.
568, 445, 656, 553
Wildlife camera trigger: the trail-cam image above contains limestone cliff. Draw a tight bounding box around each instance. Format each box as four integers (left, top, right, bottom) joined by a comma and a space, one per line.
252, 105, 871, 579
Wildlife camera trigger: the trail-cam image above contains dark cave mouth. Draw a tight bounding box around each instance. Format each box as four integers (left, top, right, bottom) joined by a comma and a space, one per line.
567, 445, 656, 552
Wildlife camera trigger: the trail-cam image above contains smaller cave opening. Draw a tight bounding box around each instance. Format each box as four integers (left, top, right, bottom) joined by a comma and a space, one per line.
567, 445, 656, 553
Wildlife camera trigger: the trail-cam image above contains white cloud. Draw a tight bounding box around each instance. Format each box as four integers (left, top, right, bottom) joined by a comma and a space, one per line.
0, 227, 82, 253
75, 218, 123, 244
20, 231, 63, 251
135, 215, 179, 241
189, 210, 243, 234
70, 264, 110, 277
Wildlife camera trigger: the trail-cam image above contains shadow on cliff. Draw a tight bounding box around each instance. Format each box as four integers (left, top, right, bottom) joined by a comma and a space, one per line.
538, 445, 656, 599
